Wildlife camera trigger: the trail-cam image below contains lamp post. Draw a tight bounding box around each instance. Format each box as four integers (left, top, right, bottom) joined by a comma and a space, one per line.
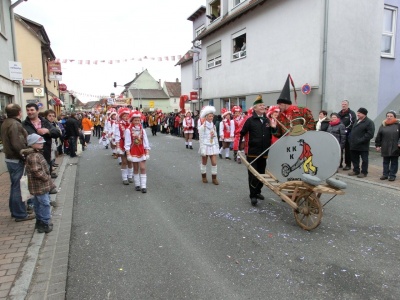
133, 83, 141, 110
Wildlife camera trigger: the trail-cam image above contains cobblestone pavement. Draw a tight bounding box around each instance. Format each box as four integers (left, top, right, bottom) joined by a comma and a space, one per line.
0, 147, 398, 299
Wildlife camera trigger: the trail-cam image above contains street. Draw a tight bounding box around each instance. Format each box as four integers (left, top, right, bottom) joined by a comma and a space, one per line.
65, 130, 400, 300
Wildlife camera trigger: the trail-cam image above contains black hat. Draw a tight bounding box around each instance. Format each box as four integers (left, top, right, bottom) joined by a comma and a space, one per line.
357, 107, 368, 115
277, 75, 292, 105
253, 95, 263, 106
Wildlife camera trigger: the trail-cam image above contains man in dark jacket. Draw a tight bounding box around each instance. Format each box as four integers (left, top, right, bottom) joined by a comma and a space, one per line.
337, 100, 357, 170
240, 96, 277, 206
64, 113, 80, 157
348, 107, 375, 178
1, 104, 34, 221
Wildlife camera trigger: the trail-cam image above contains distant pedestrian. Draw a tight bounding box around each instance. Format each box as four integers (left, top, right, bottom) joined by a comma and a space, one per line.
375, 111, 400, 181
21, 134, 55, 233
64, 113, 80, 158
348, 107, 375, 178
182, 111, 194, 149
337, 100, 357, 170
1, 104, 33, 222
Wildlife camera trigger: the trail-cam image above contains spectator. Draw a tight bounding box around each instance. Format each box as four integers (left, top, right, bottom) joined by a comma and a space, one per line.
1, 104, 33, 221
45, 110, 62, 173
21, 134, 55, 233
81, 113, 94, 147
375, 111, 400, 181
348, 107, 375, 178
23, 104, 60, 186
316, 110, 330, 132
337, 100, 357, 170
64, 113, 80, 158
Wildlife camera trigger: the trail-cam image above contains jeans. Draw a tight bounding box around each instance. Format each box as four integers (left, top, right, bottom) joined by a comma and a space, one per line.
383, 156, 398, 178
351, 150, 369, 174
6, 161, 28, 219
68, 136, 77, 157
32, 193, 51, 225
247, 156, 266, 198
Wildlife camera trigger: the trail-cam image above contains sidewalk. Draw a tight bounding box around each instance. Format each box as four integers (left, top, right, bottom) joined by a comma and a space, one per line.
0, 149, 399, 299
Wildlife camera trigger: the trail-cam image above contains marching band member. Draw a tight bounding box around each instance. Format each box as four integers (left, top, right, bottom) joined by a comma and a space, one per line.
198, 106, 219, 185
219, 108, 235, 160
232, 105, 244, 163
182, 111, 194, 149
115, 107, 133, 185
124, 111, 150, 193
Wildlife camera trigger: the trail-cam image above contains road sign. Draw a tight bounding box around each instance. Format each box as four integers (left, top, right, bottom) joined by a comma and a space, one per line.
34, 87, 45, 97
37, 102, 43, 108
149, 101, 154, 108
301, 83, 311, 95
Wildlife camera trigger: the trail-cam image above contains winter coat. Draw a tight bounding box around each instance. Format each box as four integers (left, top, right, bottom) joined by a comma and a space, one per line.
0, 117, 27, 160
65, 117, 80, 138
327, 122, 346, 149
338, 108, 357, 134
240, 111, 276, 157
349, 117, 375, 151
20, 148, 55, 195
375, 121, 400, 157
23, 116, 61, 164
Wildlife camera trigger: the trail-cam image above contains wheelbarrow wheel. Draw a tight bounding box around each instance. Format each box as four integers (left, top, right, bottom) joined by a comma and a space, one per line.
293, 192, 322, 230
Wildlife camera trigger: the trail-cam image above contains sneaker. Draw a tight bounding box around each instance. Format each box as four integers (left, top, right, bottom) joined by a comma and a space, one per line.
123, 180, 129, 185
343, 166, 351, 171
348, 172, 359, 176
15, 215, 35, 222
380, 176, 388, 180
357, 173, 367, 178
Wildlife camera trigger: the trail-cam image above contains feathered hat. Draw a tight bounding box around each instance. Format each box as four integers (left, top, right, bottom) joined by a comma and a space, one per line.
221, 108, 231, 118
253, 95, 263, 106
200, 106, 216, 118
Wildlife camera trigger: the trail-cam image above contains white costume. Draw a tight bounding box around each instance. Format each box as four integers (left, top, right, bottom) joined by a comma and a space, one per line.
124, 125, 150, 162
199, 120, 219, 156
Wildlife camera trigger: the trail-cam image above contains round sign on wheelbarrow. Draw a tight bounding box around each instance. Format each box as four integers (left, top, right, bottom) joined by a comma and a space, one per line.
267, 130, 341, 183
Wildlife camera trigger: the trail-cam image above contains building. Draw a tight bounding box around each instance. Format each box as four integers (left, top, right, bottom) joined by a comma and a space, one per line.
181, 0, 399, 124
163, 78, 183, 113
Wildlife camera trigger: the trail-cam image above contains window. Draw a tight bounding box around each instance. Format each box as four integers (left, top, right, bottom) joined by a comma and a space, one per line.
195, 59, 202, 78
382, 5, 397, 58
207, 0, 221, 22
233, 0, 246, 8
0, 2, 5, 36
232, 29, 246, 60
195, 25, 205, 37
207, 41, 221, 69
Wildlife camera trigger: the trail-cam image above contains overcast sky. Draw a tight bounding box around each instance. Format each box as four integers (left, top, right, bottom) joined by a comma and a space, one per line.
14, 0, 204, 102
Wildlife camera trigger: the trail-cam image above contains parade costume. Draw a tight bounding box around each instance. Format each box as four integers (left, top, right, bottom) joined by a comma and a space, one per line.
183, 111, 194, 149
199, 106, 219, 185
267, 105, 280, 144
219, 108, 235, 160
232, 106, 244, 163
115, 107, 133, 184
124, 111, 150, 192
104, 110, 118, 158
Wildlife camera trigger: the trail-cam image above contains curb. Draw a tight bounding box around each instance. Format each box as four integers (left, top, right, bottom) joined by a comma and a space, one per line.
335, 173, 400, 191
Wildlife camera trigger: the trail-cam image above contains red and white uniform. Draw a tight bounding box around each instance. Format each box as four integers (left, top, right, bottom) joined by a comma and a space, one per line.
233, 114, 244, 151
104, 114, 117, 145
219, 119, 235, 142
124, 124, 150, 162
183, 116, 194, 134
114, 120, 131, 155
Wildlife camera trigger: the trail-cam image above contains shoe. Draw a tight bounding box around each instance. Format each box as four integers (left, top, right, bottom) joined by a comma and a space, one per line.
52, 163, 59, 167
357, 173, 367, 178
27, 204, 34, 213
119, 162, 122, 165
123, 180, 129, 185
388, 177, 395, 181
339, 165, 343, 168
105, 145, 108, 149
348, 172, 359, 176
37, 222, 53, 233
256, 194, 265, 200
141, 188, 147, 193
189, 146, 193, 150
49, 188, 58, 194
50, 200, 57, 207
186, 145, 188, 149
250, 198, 258, 206
219, 154, 222, 159
225, 157, 231, 160
343, 166, 351, 171
128, 177, 134, 183
51, 173, 58, 179
15, 215, 35, 222
135, 186, 141, 191
380, 176, 388, 180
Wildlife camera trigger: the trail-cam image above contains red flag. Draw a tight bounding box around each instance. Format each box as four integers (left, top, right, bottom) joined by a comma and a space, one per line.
78, 60, 83, 64
94, 60, 98, 65
62, 59, 67, 63
171, 56, 175, 61
86, 60, 90, 65
108, 60, 113, 64
164, 56, 169, 61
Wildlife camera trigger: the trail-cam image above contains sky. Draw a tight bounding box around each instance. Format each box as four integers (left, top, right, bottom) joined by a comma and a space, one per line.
14, 0, 205, 102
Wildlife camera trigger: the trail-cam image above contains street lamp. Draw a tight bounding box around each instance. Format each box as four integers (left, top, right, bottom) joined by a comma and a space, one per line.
133, 83, 141, 110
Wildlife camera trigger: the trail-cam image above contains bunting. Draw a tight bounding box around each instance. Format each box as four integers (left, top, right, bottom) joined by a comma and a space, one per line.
53, 53, 194, 66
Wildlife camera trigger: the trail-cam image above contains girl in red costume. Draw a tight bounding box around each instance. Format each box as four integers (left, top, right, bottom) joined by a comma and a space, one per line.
218, 108, 235, 160
115, 107, 133, 185
182, 111, 194, 149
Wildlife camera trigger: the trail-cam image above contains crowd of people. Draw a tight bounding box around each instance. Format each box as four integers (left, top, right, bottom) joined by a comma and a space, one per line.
1, 95, 399, 228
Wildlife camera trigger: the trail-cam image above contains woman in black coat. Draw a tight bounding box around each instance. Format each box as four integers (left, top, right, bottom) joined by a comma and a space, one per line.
375, 111, 400, 181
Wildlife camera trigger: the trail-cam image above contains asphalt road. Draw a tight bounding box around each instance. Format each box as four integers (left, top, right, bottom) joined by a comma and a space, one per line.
66, 130, 400, 300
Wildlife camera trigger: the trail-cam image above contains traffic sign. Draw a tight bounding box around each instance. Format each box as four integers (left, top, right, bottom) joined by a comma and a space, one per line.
301, 83, 311, 95
37, 102, 43, 108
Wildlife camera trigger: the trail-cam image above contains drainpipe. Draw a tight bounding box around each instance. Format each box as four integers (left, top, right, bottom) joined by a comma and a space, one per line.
321, 0, 329, 110
10, 0, 28, 116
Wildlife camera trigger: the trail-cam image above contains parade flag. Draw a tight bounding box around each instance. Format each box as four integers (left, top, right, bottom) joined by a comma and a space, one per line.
78, 60, 83, 64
